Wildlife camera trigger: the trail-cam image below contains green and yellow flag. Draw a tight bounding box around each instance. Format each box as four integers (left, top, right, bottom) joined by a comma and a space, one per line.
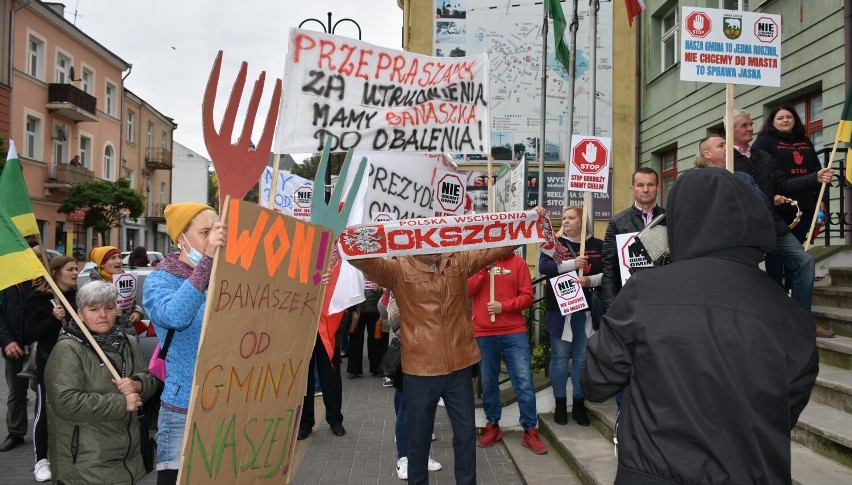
0, 141, 39, 236
0, 204, 45, 290
837, 88, 852, 184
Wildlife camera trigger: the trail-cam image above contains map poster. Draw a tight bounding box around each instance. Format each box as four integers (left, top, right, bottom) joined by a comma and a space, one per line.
433, 0, 613, 159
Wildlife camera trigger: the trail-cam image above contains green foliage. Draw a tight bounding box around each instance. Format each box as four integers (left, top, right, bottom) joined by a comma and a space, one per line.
57, 178, 145, 243
291, 152, 347, 181
208, 169, 219, 212
530, 344, 550, 376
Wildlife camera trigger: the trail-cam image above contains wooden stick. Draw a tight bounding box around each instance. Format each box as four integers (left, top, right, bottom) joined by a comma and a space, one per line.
804, 139, 838, 250
725, 84, 735, 174
43, 274, 120, 380
487, 155, 496, 322
268, 153, 281, 209
578, 192, 589, 277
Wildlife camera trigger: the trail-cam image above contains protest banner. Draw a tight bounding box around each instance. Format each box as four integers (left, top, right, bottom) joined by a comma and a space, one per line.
680, 7, 781, 87
338, 210, 544, 260
259, 167, 314, 216
357, 152, 456, 221
568, 136, 611, 193
113, 272, 137, 310
178, 198, 333, 484
277, 28, 490, 154
493, 159, 525, 212
615, 232, 652, 285
549, 272, 589, 316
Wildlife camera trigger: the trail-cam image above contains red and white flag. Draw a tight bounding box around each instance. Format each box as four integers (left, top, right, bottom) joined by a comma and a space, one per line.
626, 0, 646, 26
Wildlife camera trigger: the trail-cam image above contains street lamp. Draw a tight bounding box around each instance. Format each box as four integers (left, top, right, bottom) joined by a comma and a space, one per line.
298, 12, 362, 203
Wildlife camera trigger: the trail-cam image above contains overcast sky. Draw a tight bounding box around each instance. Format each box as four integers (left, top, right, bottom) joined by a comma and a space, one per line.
71, 0, 404, 162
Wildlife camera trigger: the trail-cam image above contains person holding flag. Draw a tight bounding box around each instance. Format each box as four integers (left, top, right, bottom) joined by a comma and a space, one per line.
0, 140, 44, 454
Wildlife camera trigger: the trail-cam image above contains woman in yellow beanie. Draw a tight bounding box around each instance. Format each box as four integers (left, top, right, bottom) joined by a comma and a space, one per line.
84, 245, 145, 334
142, 202, 225, 485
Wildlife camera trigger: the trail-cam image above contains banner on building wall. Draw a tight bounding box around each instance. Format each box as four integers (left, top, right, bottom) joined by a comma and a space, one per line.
278, 28, 490, 154
680, 7, 781, 87
178, 198, 332, 484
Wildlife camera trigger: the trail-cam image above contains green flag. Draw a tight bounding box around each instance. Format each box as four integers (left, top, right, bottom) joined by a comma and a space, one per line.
0, 140, 39, 236
545, 0, 570, 72
0, 204, 45, 290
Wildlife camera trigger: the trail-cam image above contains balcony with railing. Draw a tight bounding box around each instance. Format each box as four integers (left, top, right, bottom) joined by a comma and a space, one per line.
44, 163, 97, 191
145, 147, 173, 170
147, 202, 167, 221
47, 84, 98, 122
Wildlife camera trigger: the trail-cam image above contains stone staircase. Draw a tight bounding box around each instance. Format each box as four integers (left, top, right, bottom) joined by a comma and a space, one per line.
505, 266, 852, 484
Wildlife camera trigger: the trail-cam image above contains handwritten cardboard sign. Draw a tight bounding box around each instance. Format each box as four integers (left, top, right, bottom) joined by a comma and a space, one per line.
178, 199, 333, 484
338, 210, 544, 260
278, 28, 490, 154
549, 271, 589, 316
680, 7, 781, 87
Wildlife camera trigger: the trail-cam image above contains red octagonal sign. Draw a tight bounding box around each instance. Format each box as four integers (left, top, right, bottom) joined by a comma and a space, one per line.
572, 139, 609, 175
685, 11, 711, 38
436, 173, 464, 212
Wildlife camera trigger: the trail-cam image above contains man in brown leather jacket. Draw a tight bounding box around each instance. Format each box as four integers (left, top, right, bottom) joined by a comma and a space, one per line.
350, 246, 515, 485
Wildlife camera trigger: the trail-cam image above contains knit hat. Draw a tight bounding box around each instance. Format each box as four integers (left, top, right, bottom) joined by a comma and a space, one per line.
89, 246, 120, 267
165, 202, 215, 245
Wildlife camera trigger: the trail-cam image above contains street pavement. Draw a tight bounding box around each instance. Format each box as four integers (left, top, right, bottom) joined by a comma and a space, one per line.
1, 354, 524, 484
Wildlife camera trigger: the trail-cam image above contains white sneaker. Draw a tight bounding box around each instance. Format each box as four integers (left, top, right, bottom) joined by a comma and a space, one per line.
396, 457, 408, 480
34, 459, 51, 482
431, 433, 436, 441
427, 456, 442, 471
383, 377, 393, 387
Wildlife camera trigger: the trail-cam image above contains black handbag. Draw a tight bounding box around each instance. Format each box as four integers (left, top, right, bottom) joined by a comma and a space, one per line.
378, 337, 401, 377
138, 408, 156, 472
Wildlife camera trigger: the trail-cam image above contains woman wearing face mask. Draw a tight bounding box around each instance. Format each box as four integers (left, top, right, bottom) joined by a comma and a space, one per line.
142, 202, 226, 485
84, 246, 145, 335
24, 256, 78, 482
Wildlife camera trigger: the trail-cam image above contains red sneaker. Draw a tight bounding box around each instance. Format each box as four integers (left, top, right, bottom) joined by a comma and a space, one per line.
522, 428, 548, 455
477, 422, 504, 448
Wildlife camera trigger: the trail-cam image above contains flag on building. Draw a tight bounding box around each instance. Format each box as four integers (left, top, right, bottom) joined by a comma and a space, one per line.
545, 0, 570, 72
0, 205, 46, 290
0, 141, 39, 236
626, 0, 646, 27
836, 87, 852, 184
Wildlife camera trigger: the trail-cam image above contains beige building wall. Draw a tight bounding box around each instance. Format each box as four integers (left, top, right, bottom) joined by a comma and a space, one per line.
11, 1, 129, 254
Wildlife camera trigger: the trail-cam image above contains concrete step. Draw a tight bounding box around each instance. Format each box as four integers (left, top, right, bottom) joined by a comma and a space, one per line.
813, 305, 852, 338
813, 363, 852, 413
501, 430, 582, 485
813, 286, 852, 312
794, 401, 852, 469
538, 412, 617, 485
818, 335, 852, 370
790, 441, 852, 484
829, 268, 852, 287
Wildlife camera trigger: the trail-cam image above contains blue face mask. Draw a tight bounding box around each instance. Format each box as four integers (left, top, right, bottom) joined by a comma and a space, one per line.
181, 234, 203, 266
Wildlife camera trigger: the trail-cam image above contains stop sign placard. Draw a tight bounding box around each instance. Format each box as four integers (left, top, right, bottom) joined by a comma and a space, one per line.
685, 11, 711, 38
568, 136, 611, 193
432, 170, 465, 215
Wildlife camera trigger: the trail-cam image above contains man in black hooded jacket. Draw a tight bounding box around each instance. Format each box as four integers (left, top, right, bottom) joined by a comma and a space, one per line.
583, 168, 818, 484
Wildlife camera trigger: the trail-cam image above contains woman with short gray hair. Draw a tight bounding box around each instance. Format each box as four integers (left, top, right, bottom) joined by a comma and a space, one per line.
45, 281, 158, 484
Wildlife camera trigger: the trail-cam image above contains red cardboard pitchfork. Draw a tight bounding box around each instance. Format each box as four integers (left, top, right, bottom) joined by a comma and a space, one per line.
203, 51, 282, 209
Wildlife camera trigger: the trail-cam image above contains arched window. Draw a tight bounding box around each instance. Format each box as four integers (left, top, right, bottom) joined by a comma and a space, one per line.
103, 145, 114, 180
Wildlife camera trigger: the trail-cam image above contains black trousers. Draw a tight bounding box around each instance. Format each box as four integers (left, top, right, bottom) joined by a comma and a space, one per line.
300, 335, 343, 431
347, 312, 388, 375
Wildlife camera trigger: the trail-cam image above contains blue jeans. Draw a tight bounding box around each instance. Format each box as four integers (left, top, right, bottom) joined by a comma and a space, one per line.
395, 389, 407, 458
548, 312, 588, 400
404, 367, 476, 485
768, 232, 815, 313
476, 332, 537, 430
156, 406, 187, 470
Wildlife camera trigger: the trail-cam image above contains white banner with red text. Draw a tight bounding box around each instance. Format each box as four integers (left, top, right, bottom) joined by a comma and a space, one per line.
277, 28, 490, 154
338, 211, 545, 260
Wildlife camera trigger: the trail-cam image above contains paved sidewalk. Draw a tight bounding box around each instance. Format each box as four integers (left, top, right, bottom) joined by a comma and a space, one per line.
1, 356, 524, 484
